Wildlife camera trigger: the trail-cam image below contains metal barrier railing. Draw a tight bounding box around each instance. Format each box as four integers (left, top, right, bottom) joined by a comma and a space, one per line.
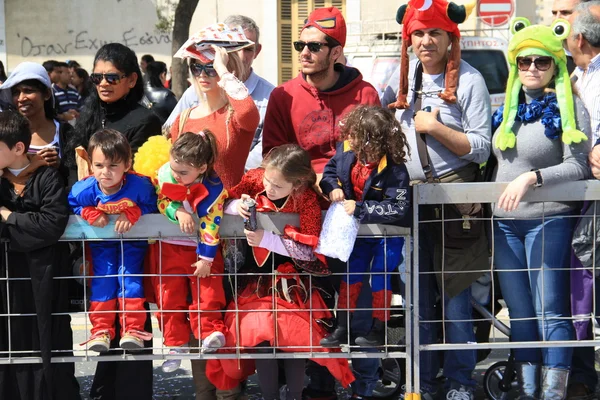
411, 180, 600, 397
1, 210, 412, 395
6, 180, 600, 396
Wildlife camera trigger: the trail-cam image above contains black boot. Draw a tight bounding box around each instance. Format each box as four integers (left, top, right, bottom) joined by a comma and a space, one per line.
355, 319, 385, 346
320, 311, 350, 347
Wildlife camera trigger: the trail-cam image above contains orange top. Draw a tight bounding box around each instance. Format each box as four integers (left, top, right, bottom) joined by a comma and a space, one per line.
170, 95, 259, 189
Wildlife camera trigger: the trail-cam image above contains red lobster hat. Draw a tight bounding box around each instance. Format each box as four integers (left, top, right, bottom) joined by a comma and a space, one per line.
388, 0, 475, 109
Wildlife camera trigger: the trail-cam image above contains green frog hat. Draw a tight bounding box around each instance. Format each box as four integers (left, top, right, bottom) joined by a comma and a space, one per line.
495, 17, 587, 151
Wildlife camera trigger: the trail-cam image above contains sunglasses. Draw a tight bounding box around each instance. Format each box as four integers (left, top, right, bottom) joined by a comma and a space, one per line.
90, 73, 127, 85
516, 56, 553, 72
293, 41, 331, 53
189, 63, 218, 77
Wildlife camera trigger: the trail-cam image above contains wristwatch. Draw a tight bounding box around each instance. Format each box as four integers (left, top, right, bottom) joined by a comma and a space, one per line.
532, 169, 543, 188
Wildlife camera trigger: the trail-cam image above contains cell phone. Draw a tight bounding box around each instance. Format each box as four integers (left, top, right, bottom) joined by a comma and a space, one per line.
422, 106, 432, 112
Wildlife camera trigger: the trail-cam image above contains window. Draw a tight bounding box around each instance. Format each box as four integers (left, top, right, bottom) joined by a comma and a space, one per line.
278, 0, 345, 84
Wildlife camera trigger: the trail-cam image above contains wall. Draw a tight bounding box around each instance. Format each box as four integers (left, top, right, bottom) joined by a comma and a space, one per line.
5, 0, 176, 71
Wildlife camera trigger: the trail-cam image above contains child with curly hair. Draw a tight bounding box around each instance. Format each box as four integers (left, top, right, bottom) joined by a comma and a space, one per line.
319, 105, 412, 348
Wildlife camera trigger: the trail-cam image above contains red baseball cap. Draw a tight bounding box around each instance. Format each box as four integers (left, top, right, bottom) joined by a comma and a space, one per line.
303, 6, 346, 48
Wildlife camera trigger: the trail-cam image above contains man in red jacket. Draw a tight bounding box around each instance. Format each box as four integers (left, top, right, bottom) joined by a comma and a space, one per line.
262, 6, 380, 176
262, 7, 381, 400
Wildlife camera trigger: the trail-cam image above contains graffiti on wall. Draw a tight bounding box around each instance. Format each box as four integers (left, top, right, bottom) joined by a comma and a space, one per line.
18, 27, 172, 57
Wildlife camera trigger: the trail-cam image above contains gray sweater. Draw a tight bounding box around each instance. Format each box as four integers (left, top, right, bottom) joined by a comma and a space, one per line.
492, 87, 592, 218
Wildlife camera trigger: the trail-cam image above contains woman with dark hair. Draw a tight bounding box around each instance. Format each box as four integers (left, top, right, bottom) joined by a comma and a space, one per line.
72, 42, 160, 400
0, 61, 74, 184
71, 67, 93, 103
72, 43, 161, 156
144, 61, 177, 124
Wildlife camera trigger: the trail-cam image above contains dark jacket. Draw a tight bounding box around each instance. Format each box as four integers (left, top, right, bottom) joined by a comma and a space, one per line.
143, 82, 177, 125
100, 98, 162, 155
320, 140, 412, 227
0, 165, 80, 400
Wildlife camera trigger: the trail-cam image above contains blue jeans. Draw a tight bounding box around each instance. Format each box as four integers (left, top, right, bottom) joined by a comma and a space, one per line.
351, 279, 380, 397
494, 217, 575, 368
417, 226, 477, 392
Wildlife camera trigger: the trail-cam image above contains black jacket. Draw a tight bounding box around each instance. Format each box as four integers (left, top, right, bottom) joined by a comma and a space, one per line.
100, 98, 162, 155
320, 141, 412, 227
143, 82, 177, 125
0, 166, 80, 400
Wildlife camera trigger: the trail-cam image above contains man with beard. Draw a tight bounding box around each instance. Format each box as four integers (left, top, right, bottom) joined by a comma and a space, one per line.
262, 7, 381, 400
262, 6, 380, 176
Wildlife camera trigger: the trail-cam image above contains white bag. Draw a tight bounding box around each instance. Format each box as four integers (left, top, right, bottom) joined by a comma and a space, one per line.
315, 202, 360, 262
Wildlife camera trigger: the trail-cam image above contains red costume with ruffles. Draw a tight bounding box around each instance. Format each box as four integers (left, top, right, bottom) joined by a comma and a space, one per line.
205, 168, 355, 389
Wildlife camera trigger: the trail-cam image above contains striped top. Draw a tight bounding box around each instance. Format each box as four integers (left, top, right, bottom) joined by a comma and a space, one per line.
574, 53, 600, 141
52, 83, 82, 114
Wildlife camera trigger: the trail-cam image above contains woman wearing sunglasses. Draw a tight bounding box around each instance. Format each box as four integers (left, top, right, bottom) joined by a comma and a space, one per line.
70, 43, 161, 400
170, 34, 259, 189
490, 19, 592, 399
72, 43, 162, 158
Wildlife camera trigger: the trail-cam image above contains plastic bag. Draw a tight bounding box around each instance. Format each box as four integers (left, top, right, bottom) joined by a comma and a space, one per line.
315, 202, 359, 262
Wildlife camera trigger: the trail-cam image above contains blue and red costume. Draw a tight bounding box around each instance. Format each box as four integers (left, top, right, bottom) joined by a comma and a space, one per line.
69, 172, 158, 340
320, 141, 412, 321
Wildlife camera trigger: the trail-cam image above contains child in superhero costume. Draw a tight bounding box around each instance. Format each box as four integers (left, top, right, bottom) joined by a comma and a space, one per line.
69, 129, 158, 352
145, 131, 228, 373
204, 144, 355, 400
319, 105, 412, 347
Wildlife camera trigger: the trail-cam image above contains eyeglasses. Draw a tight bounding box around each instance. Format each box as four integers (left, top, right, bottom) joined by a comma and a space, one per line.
304, 17, 337, 29
189, 63, 218, 77
516, 56, 553, 72
90, 73, 127, 85
293, 41, 331, 53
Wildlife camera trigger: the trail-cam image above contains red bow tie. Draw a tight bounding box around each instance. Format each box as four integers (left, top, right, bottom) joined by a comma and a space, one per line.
161, 182, 209, 211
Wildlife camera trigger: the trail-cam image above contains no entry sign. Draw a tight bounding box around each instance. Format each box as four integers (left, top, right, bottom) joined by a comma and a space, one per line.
478, 0, 514, 27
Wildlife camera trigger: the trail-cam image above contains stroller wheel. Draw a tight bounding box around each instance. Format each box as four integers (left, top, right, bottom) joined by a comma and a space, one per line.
371, 358, 404, 399
483, 361, 517, 400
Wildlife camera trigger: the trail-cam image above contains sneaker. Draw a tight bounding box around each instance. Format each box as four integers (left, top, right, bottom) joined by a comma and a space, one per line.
201, 331, 225, 353
400, 385, 440, 400
162, 344, 190, 373
119, 330, 151, 350
445, 386, 474, 400
85, 331, 111, 353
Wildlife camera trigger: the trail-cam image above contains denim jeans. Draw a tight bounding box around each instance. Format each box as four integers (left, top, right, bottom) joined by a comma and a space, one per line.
350, 280, 381, 397
494, 217, 575, 369
417, 226, 477, 392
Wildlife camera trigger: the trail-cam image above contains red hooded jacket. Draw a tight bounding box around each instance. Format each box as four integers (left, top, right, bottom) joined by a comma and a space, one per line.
262, 64, 380, 173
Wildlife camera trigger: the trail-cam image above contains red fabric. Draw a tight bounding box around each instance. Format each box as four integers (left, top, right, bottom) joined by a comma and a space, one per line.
350, 161, 377, 202
372, 290, 393, 322
205, 274, 355, 390
151, 242, 227, 346
170, 95, 259, 189
284, 225, 319, 248
303, 6, 347, 47
401, 0, 462, 44
262, 73, 380, 174
337, 281, 363, 311
229, 169, 324, 265
89, 299, 117, 339
117, 297, 148, 335
122, 205, 142, 224
81, 206, 105, 225
161, 181, 209, 212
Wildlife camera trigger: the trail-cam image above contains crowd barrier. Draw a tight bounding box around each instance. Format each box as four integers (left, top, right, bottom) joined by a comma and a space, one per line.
4, 180, 600, 398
